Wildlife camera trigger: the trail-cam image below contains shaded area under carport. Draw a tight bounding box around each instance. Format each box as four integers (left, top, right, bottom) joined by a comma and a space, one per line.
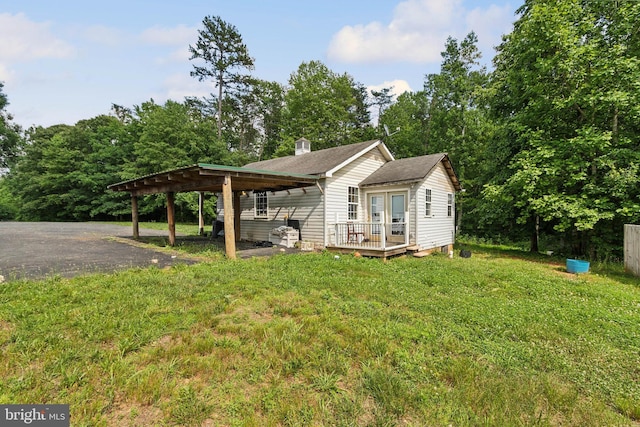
108, 163, 319, 259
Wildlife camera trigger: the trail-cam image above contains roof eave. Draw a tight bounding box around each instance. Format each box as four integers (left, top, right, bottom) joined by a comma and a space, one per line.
360, 179, 420, 188
325, 140, 391, 177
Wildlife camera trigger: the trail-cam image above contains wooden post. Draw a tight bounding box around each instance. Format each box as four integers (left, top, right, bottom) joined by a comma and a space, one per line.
234, 191, 241, 242
166, 191, 176, 246
198, 192, 205, 236
131, 194, 139, 239
222, 174, 236, 259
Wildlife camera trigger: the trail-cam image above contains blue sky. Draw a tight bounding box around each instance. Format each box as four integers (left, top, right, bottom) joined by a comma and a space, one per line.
0, 0, 519, 129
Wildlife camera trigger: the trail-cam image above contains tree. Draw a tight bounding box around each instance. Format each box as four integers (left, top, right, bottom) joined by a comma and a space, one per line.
123, 99, 226, 220
484, 0, 640, 257
423, 33, 490, 182
218, 78, 285, 161
8, 117, 133, 221
278, 60, 373, 154
378, 91, 429, 159
370, 87, 395, 132
189, 15, 254, 139
420, 33, 494, 236
0, 82, 22, 170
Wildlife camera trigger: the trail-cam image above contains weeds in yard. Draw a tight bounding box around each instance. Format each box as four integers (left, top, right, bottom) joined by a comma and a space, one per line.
0, 247, 638, 425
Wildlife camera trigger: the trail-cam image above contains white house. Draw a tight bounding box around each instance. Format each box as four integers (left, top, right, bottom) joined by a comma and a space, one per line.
219, 138, 462, 258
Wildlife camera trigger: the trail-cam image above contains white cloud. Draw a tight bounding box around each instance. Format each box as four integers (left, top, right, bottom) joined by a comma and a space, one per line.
139, 25, 196, 65
466, 4, 514, 58
139, 25, 196, 46
0, 13, 75, 62
158, 46, 192, 65
327, 0, 513, 65
367, 80, 413, 126
157, 73, 211, 102
0, 64, 15, 83
83, 25, 127, 47
368, 80, 412, 98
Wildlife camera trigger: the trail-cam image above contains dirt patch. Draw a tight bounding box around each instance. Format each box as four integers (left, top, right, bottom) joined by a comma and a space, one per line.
106, 403, 164, 427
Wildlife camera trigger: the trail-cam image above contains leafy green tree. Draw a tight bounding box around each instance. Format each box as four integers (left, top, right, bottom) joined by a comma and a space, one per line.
377, 34, 493, 236
189, 15, 254, 139
9, 116, 133, 221
370, 87, 395, 133
124, 99, 224, 177
0, 177, 18, 219
251, 79, 286, 159
278, 60, 373, 154
219, 78, 285, 161
123, 99, 226, 219
424, 32, 491, 187
378, 91, 429, 158
483, 0, 640, 257
0, 82, 22, 170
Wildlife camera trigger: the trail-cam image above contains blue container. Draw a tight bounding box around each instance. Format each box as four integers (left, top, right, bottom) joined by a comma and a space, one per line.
566, 259, 590, 274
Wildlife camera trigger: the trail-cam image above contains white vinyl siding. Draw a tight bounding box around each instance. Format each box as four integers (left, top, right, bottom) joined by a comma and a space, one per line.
325, 149, 387, 245
414, 162, 456, 249
237, 185, 325, 243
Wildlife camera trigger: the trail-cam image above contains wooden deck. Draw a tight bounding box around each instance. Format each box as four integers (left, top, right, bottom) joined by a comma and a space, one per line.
326, 245, 409, 260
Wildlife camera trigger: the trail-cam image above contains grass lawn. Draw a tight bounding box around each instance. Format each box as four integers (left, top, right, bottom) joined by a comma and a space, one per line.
0, 241, 638, 426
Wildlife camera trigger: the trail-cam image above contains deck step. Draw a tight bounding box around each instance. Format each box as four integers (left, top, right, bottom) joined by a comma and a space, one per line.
406, 245, 422, 253
413, 250, 432, 258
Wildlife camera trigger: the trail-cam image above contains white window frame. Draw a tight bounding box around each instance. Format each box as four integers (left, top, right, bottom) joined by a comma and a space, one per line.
425, 188, 432, 217
254, 191, 268, 218
447, 193, 454, 217
347, 186, 359, 221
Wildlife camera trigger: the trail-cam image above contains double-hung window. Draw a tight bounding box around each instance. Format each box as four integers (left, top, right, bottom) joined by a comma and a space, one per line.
447, 193, 454, 217
425, 188, 432, 217
254, 191, 268, 218
347, 186, 359, 220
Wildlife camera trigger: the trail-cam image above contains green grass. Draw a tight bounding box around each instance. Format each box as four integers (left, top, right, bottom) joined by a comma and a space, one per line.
1, 246, 639, 426
104, 221, 202, 236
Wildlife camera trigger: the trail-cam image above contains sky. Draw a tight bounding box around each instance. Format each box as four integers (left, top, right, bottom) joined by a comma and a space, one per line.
0, 0, 519, 129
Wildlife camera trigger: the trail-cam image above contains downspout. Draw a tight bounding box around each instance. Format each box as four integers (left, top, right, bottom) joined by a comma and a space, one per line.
321, 179, 328, 247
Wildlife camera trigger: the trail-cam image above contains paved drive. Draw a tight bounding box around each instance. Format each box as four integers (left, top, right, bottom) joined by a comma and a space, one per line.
0, 222, 194, 281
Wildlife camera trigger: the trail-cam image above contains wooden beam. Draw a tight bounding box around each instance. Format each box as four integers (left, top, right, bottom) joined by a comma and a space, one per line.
222, 174, 236, 259
234, 191, 241, 242
131, 194, 139, 239
198, 192, 205, 236
167, 191, 176, 246
130, 176, 225, 196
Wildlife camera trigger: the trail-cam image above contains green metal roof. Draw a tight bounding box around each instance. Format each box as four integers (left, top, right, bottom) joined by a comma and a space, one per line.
108, 163, 319, 196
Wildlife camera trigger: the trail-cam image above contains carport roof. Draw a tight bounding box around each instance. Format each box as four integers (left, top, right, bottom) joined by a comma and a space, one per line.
108, 163, 319, 196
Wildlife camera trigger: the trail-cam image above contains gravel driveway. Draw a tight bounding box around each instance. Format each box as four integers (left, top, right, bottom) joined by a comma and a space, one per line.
0, 222, 195, 281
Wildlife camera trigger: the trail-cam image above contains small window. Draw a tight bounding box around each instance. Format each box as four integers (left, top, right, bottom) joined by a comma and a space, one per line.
447, 193, 454, 217
254, 191, 268, 218
425, 189, 432, 217
348, 186, 359, 220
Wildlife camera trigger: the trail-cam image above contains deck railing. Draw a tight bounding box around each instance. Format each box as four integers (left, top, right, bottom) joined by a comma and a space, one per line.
333, 221, 408, 250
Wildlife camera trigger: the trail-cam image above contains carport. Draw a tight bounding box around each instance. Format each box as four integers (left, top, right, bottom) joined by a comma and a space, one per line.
108, 163, 319, 259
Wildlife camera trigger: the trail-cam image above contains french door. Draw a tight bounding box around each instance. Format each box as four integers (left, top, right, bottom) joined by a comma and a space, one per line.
368, 192, 406, 243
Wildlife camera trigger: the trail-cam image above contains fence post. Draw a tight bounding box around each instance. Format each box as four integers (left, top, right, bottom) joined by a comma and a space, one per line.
625, 224, 640, 277
405, 211, 409, 246
380, 212, 386, 250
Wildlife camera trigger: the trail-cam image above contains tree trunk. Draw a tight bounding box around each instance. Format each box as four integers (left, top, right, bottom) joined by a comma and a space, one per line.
530, 214, 539, 253
217, 72, 224, 140
166, 191, 176, 246
131, 194, 139, 239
